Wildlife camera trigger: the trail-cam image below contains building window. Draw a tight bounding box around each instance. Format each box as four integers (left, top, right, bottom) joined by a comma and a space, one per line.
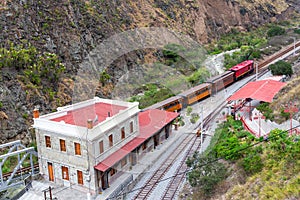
61, 166, 69, 180
130, 121, 133, 133
45, 136, 51, 148
60, 139, 66, 152
74, 142, 81, 155
109, 135, 113, 147
121, 157, 127, 167
77, 170, 83, 185
99, 140, 104, 154
121, 127, 125, 139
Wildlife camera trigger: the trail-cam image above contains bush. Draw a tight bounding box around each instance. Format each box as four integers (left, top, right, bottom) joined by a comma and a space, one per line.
190, 113, 199, 124
267, 26, 285, 37
294, 29, 300, 34
269, 60, 293, 76
256, 102, 274, 121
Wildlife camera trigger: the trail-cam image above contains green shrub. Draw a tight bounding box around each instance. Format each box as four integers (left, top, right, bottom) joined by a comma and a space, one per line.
190, 113, 199, 124
0, 42, 65, 86
187, 106, 192, 116
294, 29, 300, 34
256, 102, 274, 121
269, 60, 293, 76
267, 26, 285, 37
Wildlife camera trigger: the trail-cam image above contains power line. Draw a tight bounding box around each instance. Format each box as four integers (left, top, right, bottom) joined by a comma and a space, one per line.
107, 124, 300, 200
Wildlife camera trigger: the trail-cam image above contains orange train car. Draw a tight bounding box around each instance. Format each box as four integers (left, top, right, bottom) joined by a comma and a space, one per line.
178, 83, 211, 106
145, 96, 182, 112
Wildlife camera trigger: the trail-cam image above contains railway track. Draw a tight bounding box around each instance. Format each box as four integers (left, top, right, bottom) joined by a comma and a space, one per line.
258, 41, 300, 71
2, 163, 39, 181
133, 134, 197, 200
161, 134, 205, 200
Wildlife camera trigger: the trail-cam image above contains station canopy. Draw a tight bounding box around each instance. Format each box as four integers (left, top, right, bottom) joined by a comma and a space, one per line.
227, 80, 286, 103
94, 109, 179, 172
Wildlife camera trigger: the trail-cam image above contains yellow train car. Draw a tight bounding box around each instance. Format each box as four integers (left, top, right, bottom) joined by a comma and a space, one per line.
179, 83, 211, 106
144, 96, 183, 112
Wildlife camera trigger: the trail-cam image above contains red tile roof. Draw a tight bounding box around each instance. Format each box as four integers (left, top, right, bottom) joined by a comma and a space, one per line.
94, 109, 179, 172
51, 102, 127, 127
227, 80, 286, 103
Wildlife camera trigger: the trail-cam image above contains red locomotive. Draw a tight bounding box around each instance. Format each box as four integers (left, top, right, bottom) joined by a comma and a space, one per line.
229, 60, 254, 80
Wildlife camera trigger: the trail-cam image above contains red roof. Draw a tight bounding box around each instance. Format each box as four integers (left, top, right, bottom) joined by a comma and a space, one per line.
51, 103, 127, 127
229, 60, 253, 71
94, 109, 179, 172
227, 80, 286, 102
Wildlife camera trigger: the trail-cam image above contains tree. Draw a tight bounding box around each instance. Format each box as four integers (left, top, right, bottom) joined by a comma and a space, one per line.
187, 153, 227, 195
99, 69, 111, 86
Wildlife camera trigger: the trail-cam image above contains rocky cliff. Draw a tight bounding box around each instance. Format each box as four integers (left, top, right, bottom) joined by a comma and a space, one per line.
0, 0, 299, 145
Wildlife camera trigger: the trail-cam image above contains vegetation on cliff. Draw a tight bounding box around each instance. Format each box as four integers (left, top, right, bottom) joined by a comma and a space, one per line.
187, 116, 300, 199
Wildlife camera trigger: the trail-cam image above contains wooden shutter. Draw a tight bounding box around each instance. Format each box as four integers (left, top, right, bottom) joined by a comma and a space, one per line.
121, 127, 125, 139
130, 121, 133, 133
74, 142, 81, 155
60, 139, 66, 152
99, 140, 104, 154
109, 135, 113, 147
45, 136, 51, 148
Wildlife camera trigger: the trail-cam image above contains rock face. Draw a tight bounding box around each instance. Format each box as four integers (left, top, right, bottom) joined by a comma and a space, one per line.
0, 0, 299, 144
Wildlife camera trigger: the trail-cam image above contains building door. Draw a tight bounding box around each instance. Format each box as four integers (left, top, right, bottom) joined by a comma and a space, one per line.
77, 170, 83, 185
48, 162, 54, 181
101, 171, 109, 189
61, 166, 69, 180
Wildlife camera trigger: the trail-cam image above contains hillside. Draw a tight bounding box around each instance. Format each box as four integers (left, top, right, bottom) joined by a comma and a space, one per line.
183, 118, 300, 200
0, 0, 300, 145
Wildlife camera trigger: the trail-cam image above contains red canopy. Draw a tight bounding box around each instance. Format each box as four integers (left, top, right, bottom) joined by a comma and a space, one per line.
227, 80, 286, 103
94, 109, 179, 172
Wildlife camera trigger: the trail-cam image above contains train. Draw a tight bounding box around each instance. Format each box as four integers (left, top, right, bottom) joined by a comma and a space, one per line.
144, 60, 254, 112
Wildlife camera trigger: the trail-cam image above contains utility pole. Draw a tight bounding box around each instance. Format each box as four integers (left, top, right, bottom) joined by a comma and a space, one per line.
200, 105, 204, 153
284, 102, 298, 135
255, 62, 258, 81
86, 119, 93, 200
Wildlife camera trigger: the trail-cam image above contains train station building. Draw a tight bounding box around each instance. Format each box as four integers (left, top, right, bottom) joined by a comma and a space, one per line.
33, 97, 178, 195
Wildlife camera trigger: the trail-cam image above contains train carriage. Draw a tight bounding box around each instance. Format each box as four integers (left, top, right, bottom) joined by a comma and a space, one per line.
206, 71, 235, 94
144, 96, 183, 112
179, 83, 211, 106
229, 60, 254, 80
